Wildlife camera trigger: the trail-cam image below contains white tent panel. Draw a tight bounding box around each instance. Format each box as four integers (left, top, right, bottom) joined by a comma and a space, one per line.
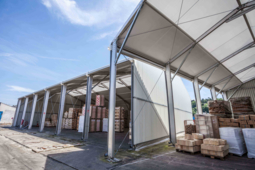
223, 48, 255, 73
245, 9, 255, 35
147, 0, 238, 39
236, 67, 255, 82
215, 76, 241, 91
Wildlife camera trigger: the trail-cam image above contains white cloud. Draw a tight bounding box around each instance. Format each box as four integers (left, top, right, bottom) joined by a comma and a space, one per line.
41, 0, 140, 27
8, 85, 34, 93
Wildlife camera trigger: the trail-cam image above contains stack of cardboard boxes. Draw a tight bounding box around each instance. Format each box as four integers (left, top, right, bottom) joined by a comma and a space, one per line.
195, 114, 220, 138
175, 133, 204, 153
208, 100, 232, 118
115, 107, 125, 132
218, 115, 255, 128
230, 97, 254, 118
201, 138, 229, 159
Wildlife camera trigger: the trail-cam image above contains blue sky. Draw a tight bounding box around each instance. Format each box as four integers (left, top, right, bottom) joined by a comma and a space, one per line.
0, 0, 212, 106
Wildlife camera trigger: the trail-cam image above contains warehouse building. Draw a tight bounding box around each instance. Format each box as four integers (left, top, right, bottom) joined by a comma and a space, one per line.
12, 59, 192, 151
0, 102, 16, 124
12, 0, 255, 160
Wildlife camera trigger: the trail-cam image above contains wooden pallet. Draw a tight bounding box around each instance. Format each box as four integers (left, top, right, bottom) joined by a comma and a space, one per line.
202, 154, 227, 160
176, 149, 200, 155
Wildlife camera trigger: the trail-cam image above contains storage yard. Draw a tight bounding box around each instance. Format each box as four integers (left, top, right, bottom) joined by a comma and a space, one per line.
3, 0, 255, 169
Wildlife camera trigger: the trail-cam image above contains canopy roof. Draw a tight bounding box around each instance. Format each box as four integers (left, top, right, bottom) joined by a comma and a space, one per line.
20, 60, 132, 100
115, 0, 255, 92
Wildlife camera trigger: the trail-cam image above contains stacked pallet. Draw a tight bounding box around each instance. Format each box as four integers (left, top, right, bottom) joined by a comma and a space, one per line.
76, 112, 83, 130
90, 106, 101, 132
115, 107, 125, 132
62, 109, 77, 130
175, 133, 204, 153
184, 120, 196, 134
51, 114, 58, 126
201, 138, 229, 160
96, 95, 105, 106
124, 110, 130, 128
218, 118, 239, 127
218, 115, 255, 128
195, 114, 220, 138
208, 100, 232, 118
230, 97, 255, 118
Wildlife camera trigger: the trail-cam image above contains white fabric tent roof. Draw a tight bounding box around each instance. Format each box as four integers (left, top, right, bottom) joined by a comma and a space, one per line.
115, 0, 255, 92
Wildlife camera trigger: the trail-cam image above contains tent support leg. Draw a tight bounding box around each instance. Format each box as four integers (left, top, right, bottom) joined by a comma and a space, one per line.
223, 92, 228, 101
193, 77, 203, 114
13, 99, 21, 127
55, 85, 67, 135
20, 97, 29, 128
165, 64, 176, 145
108, 40, 117, 159
210, 86, 217, 100
28, 94, 38, 129
39, 90, 50, 132
82, 76, 93, 141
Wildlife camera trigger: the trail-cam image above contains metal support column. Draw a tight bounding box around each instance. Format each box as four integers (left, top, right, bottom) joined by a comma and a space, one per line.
20, 97, 29, 128
28, 94, 38, 129
165, 64, 176, 145
211, 86, 217, 100
108, 40, 117, 159
39, 90, 50, 132
193, 77, 203, 114
82, 76, 93, 141
55, 85, 67, 135
12, 99, 21, 127
223, 92, 228, 101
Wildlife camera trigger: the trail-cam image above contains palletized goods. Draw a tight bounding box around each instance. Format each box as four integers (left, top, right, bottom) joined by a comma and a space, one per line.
102, 107, 107, 118
195, 114, 220, 138
115, 119, 124, 132
219, 127, 247, 156
175, 138, 203, 153
51, 114, 58, 126
97, 107, 102, 119
64, 118, 77, 129
44, 120, 52, 127
90, 106, 97, 118
230, 97, 255, 117
242, 129, 255, 158
96, 95, 104, 106
64, 111, 68, 118
90, 119, 96, 132
201, 138, 229, 159
115, 107, 125, 119
96, 119, 101, 132
208, 100, 232, 118
102, 118, 108, 132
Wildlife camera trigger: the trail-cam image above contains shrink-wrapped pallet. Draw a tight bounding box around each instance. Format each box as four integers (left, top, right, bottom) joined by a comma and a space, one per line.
219, 127, 246, 156
242, 129, 255, 158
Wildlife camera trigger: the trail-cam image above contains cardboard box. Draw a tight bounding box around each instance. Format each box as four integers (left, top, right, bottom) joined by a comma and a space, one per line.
96, 107, 102, 119
175, 144, 201, 152
230, 119, 239, 123
192, 133, 204, 140
201, 144, 229, 151
239, 120, 247, 125
96, 95, 105, 106
203, 138, 226, 146
240, 124, 251, 128
238, 115, 250, 121
90, 119, 96, 132
218, 118, 225, 122
177, 139, 203, 146
201, 149, 229, 157
102, 118, 108, 132
96, 119, 101, 132
224, 118, 231, 123
247, 120, 254, 125
185, 134, 194, 140
250, 115, 255, 120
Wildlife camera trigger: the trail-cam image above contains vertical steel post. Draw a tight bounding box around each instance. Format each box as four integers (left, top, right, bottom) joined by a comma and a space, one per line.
55, 85, 67, 135
165, 64, 176, 144
210, 86, 217, 100
28, 94, 38, 129
20, 97, 29, 128
82, 76, 93, 140
222, 92, 228, 101
13, 99, 21, 127
193, 77, 203, 114
39, 90, 50, 132
131, 61, 134, 147
108, 40, 117, 158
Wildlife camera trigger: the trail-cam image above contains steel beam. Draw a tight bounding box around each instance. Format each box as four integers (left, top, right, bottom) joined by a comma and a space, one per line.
227, 84, 242, 101
13, 99, 21, 127
222, 92, 228, 101
131, 62, 134, 147
108, 40, 117, 159
165, 64, 176, 145
82, 76, 93, 141
200, 65, 219, 90
20, 97, 29, 128
39, 90, 50, 132
28, 94, 38, 129
193, 77, 203, 114
119, 78, 131, 90
92, 74, 108, 89
217, 77, 232, 96
115, 1, 144, 64
226, 5, 255, 23
172, 45, 195, 81
210, 86, 217, 100
55, 85, 67, 135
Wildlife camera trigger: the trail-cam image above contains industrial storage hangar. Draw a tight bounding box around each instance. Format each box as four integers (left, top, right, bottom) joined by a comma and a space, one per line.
12, 59, 192, 151
106, 0, 255, 158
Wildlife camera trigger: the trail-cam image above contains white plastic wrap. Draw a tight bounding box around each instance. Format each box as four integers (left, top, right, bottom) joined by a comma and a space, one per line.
242, 129, 255, 158
219, 127, 247, 156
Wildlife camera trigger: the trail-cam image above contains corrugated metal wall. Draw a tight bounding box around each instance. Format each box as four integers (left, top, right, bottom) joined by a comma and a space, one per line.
133, 60, 192, 145
227, 79, 255, 112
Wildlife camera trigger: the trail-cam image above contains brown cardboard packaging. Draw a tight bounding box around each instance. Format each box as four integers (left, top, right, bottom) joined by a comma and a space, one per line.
192, 133, 204, 140
238, 115, 250, 120
224, 118, 231, 123
90, 119, 96, 132
203, 138, 226, 145
218, 118, 225, 122
240, 124, 251, 128
239, 120, 247, 125
96, 95, 105, 106
96, 107, 102, 119
201, 149, 229, 157
250, 115, 255, 120
230, 119, 239, 123
185, 134, 194, 140
201, 144, 229, 151
247, 120, 254, 125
